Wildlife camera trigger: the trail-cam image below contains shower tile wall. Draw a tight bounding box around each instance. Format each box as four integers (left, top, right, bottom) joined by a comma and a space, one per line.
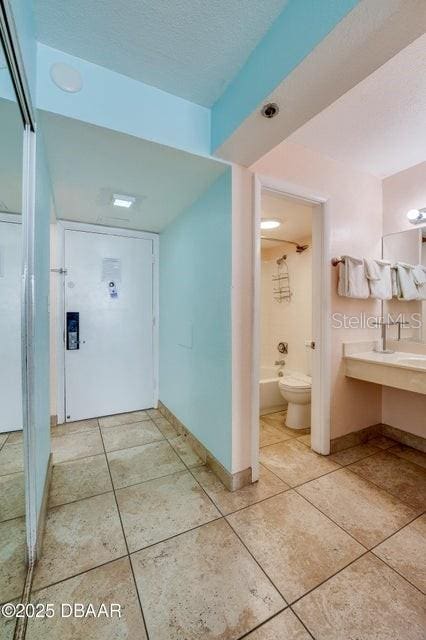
261, 243, 312, 375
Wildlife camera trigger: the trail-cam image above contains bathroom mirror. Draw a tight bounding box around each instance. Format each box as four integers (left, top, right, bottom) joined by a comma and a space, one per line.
0, 37, 27, 609
382, 227, 426, 342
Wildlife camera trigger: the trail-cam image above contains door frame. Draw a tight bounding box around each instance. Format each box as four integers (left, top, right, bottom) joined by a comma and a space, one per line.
54, 220, 159, 424
251, 175, 331, 479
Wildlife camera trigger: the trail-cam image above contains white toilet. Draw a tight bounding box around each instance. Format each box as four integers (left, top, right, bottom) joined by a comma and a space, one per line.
278, 372, 312, 429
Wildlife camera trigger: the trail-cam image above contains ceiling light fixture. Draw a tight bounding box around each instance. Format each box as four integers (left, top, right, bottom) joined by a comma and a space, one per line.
261, 102, 279, 119
112, 194, 136, 209
407, 208, 426, 225
261, 218, 281, 230
50, 63, 83, 93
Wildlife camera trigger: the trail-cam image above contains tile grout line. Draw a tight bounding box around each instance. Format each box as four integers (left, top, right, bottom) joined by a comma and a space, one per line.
48, 487, 115, 511
368, 541, 426, 596
329, 447, 386, 466
260, 434, 425, 514
129, 515, 224, 556
28, 554, 130, 598
293, 474, 424, 550
97, 417, 152, 640
386, 446, 426, 471
259, 458, 343, 491
152, 416, 230, 521
234, 606, 292, 640
223, 515, 291, 610
288, 607, 317, 640
287, 548, 371, 608
344, 460, 425, 512
0, 512, 27, 526
291, 489, 370, 551
286, 511, 426, 607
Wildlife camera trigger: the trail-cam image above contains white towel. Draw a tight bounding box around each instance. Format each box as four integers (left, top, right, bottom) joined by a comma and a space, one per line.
413, 264, 426, 300
395, 262, 419, 300
364, 258, 392, 300
391, 267, 400, 298
337, 256, 369, 299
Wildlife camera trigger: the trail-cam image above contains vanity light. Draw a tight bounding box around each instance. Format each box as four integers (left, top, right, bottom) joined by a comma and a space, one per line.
112, 194, 136, 208
261, 218, 281, 230
407, 208, 426, 225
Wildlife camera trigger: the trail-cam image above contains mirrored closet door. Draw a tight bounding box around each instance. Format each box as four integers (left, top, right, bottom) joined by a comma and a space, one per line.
0, 35, 27, 613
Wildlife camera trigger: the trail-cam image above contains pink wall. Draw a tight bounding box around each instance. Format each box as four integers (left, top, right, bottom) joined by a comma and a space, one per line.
252, 141, 383, 438
382, 162, 426, 438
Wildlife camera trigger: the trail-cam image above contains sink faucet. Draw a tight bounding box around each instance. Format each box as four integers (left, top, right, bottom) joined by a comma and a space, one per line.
396, 319, 409, 340
373, 321, 395, 354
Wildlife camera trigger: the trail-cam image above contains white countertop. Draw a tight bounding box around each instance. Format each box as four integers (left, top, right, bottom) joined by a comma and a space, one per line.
345, 350, 426, 373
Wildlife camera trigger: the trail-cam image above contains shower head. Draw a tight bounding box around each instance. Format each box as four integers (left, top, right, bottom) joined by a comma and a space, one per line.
296, 244, 309, 253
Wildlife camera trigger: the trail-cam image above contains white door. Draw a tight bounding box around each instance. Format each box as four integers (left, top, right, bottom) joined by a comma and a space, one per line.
0, 219, 22, 432
64, 229, 155, 421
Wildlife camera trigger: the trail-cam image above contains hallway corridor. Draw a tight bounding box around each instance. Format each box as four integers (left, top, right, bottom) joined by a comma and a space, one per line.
12, 410, 425, 639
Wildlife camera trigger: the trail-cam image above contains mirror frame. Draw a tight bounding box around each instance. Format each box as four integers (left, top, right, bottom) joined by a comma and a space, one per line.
1, 1, 39, 564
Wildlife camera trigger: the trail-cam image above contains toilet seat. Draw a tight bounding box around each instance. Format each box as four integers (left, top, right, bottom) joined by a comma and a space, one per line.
279, 372, 311, 391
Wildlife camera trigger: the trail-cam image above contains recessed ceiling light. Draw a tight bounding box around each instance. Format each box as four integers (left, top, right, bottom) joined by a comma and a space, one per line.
261, 102, 279, 119
261, 218, 281, 230
50, 62, 83, 93
113, 194, 136, 208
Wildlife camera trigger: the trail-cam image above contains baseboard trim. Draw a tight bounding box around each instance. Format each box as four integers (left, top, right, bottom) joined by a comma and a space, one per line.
380, 423, 426, 453
330, 424, 381, 453
331, 423, 425, 454
158, 401, 252, 492
35, 452, 53, 561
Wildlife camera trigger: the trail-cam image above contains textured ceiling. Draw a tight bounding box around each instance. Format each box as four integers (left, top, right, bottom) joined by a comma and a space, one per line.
34, 0, 288, 107
289, 34, 426, 178
40, 111, 226, 232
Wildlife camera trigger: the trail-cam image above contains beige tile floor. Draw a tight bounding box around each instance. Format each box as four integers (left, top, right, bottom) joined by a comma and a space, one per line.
0, 430, 27, 612
21, 410, 426, 639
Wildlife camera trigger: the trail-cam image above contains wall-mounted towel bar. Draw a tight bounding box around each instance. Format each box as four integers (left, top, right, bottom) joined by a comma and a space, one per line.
331, 257, 344, 266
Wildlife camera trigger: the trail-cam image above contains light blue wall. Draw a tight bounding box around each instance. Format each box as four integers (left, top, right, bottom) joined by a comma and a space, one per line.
37, 44, 211, 157
159, 169, 232, 470
211, 0, 360, 151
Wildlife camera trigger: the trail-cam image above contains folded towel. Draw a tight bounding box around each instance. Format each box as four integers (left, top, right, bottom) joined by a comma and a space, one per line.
364, 258, 392, 300
413, 265, 426, 285
391, 267, 400, 298
338, 256, 369, 299
413, 264, 426, 300
395, 262, 419, 300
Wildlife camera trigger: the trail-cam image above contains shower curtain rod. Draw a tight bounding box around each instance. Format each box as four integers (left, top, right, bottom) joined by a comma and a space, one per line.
261, 236, 309, 250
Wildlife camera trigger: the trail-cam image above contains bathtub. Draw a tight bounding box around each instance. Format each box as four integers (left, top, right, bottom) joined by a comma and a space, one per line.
259, 366, 287, 415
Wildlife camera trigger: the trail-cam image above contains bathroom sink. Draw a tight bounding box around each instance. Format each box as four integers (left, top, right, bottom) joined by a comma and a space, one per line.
395, 356, 426, 370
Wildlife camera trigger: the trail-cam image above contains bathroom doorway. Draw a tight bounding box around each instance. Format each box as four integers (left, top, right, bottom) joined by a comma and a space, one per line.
251, 177, 331, 481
